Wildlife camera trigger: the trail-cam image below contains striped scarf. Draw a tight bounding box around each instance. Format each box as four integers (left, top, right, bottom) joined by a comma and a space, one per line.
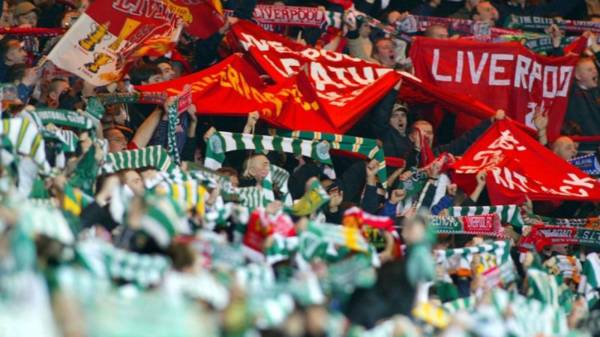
448, 205, 524, 228
526, 268, 560, 308
165, 99, 180, 164
524, 213, 598, 227
41, 128, 78, 152
229, 165, 292, 209
298, 221, 371, 262
434, 240, 511, 263
204, 131, 332, 170
490, 289, 568, 337
76, 239, 170, 288
428, 214, 504, 238
139, 194, 191, 248
153, 178, 209, 216
278, 130, 388, 188
0, 118, 49, 173
580, 253, 600, 308
33, 107, 94, 130
101, 146, 176, 174
19, 200, 74, 244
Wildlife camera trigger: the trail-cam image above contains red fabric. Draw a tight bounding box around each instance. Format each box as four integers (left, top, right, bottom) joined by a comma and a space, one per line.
178, 0, 225, 39
419, 131, 435, 168
451, 119, 600, 204
137, 21, 506, 135
126, 141, 139, 150
410, 37, 579, 140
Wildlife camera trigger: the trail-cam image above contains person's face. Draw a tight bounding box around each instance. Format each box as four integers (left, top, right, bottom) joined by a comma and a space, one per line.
49, 80, 70, 104
474, 2, 499, 24
374, 40, 396, 68
250, 155, 270, 180
4, 41, 27, 65
17, 11, 38, 27
0, 2, 12, 27
123, 170, 144, 195
105, 129, 128, 152
389, 109, 407, 135
387, 11, 402, 25
428, 26, 449, 39
358, 22, 371, 38
554, 139, 578, 161
575, 59, 598, 89
158, 63, 175, 81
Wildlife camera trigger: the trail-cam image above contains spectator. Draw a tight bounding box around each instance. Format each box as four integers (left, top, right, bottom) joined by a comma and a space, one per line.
565, 52, 600, 138
424, 24, 449, 39
470, 1, 500, 26
0, 38, 27, 81
551, 136, 578, 161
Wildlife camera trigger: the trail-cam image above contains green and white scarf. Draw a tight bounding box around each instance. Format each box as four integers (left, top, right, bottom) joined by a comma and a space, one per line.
279, 130, 388, 188
33, 107, 94, 130
18, 200, 74, 244
442, 296, 476, 313
526, 268, 560, 308
165, 99, 180, 164
76, 239, 171, 288
0, 117, 49, 173
101, 146, 177, 174
580, 253, 600, 308
41, 128, 78, 153
139, 193, 191, 248
204, 131, 332, 170
448, 205, 524, 228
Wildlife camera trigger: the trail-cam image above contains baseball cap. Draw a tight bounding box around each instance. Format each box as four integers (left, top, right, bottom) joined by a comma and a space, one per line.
13, 2, 37, 17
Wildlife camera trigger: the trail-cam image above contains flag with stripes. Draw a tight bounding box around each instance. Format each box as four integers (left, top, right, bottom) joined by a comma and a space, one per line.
580, 252, 600, 308
526, 268, 560, 308
0, 118, 50, 173
41, 128, 79, 153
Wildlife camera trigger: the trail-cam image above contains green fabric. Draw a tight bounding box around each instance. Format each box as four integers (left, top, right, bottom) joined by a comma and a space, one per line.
68, 146, 99, 195
34, 107, 94, 130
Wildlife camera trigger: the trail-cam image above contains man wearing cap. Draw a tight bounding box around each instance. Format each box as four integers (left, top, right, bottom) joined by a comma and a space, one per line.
12, 2, 38, 27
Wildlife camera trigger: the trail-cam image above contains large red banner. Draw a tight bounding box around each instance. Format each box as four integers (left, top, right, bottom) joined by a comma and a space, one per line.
410, 37, 579, 140
452, 120, 600, 204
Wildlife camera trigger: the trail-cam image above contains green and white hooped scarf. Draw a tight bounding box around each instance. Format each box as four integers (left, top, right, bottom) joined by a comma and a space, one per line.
100, 146, 177, 174
278, 130, 388, 188
204, 131, 332, 171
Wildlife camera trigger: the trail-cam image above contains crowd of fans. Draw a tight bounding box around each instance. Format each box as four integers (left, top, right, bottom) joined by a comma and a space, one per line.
1, 0, 600, 336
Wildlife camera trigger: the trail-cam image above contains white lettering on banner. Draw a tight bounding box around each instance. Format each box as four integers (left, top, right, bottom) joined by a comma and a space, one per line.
432, 49, 452, 82
514, 55, 531, 89
426, 49, 574, 96
468, 52, 488, 84
489, 54, 514, 86
454, 127, 597, 198
489, 130, 526, 151
454, 149, 503, 174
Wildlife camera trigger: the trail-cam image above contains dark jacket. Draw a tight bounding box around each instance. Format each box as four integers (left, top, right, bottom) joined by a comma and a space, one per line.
369, 89, 413, 159
565, 85, 600, 137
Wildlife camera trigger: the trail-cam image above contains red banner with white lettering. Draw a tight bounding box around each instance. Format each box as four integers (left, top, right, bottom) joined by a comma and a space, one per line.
410, 37, 579, 140
452, 119, 600, 204
229, 20, 402, 132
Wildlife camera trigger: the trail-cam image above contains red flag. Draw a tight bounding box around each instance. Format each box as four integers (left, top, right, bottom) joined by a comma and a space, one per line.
410, 37, 578, 140
451, 119, 600, 204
